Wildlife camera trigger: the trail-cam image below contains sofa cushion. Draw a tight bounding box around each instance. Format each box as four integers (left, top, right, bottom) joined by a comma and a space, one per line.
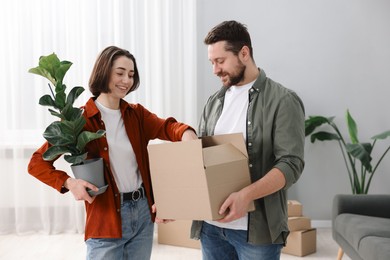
359, 236, 390, 260
334, 213, 390, 251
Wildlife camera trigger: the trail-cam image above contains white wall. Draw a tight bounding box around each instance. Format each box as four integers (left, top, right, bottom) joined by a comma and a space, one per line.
196, 0, 390, 221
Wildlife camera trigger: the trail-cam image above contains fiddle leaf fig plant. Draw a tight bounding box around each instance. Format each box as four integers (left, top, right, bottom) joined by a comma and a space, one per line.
305, 110, 390, 194
29, 53, 105, 165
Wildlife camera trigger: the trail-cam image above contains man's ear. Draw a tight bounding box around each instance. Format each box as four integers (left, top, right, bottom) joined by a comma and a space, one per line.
240, 46, 251, 61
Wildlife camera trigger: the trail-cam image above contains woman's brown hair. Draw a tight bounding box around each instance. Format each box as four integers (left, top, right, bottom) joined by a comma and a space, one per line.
89, 46, 140, 97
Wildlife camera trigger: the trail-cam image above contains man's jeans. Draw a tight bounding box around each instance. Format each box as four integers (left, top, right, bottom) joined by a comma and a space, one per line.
200, 222, 283, 260
86, 197, 154, 260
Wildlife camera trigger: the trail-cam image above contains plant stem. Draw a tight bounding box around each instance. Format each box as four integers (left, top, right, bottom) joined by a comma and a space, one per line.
331, 121, 358, 194
365, 144, 390, 193
48, 83, 55, 100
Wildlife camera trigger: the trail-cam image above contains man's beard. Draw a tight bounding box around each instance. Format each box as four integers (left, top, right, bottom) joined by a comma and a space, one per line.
220, 62, 246, 87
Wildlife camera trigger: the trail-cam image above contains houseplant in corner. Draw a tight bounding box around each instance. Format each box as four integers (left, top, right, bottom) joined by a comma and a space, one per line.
305, 110, 390, 194
29, 53, 107, 195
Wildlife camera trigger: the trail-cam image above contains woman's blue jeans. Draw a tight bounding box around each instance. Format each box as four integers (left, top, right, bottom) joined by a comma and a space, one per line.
85, 197, 154, 260
200, 222, 283, 260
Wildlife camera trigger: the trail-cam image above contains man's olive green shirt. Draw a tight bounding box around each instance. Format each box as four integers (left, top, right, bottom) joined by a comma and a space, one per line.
191, 69, 305, 245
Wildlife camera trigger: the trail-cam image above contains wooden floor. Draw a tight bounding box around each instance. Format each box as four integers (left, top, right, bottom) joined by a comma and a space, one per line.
0, 228, 351, 260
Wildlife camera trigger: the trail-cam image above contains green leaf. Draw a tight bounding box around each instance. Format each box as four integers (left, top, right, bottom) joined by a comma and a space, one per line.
48, 109, 65, 120
61, 103, 83, 121
76, 130, 106, 152
42, 145, 73, 161
43, 121, 75, 146
55, 61, 72, 86
39, 54, 60, 78
310, 131, 340, 143
39, 94, 57, 108
68, 107, 83, 121
346, 143, 373, 172
28, 67, 56, 85
305, 116, 332, 136
67, 86, 85, 106
64, 152, 87, 165
54, 86, 66, 109
61, 117, 86, 137
55, 82, 66, 95
372, 130, 390, 140
346, 110, 359, 144
36, 53, 61, 85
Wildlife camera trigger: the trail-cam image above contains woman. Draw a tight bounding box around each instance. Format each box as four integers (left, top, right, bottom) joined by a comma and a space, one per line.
28, 46, 197, 259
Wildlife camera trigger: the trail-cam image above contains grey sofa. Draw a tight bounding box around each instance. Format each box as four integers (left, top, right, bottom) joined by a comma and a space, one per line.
332, 194, 390, 260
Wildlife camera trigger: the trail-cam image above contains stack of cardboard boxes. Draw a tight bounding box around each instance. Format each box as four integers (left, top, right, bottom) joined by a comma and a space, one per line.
158, 200, 317, 256
282, 200, 317, 257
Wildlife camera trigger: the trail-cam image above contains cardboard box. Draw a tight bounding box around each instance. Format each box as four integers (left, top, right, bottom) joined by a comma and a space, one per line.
158, 220, 201, 249
148, 133, 255, 220
282, 228, 317, 257
288, 216, 311, 231
287, 200, 303, 217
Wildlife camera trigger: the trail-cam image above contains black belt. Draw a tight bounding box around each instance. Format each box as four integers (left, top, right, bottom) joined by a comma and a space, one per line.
122, 185, 144, 201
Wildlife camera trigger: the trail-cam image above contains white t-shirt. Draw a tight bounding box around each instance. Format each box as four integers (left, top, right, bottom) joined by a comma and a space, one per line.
206, 80, 255, 230
95, 100, 142, 192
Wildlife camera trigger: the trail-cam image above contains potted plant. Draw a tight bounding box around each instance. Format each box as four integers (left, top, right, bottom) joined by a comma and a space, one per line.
305, 110, 390, 194
29, 53, 107, 195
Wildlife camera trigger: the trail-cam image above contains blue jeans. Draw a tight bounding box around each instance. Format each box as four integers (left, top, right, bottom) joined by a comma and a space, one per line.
85, 197, 154, 260
200, 222, 283, 260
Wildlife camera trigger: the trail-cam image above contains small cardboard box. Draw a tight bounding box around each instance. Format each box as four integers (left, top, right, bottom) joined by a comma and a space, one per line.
287, 200, 303, 217
288, 216, 311, 231
148, 133, 255, 220
158, 220, 201, 249
282, 228, 317, 257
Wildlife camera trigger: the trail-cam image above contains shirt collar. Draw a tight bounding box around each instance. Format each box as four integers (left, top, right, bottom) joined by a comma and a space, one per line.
251, 68, 267, 93
84, 97, 131, 118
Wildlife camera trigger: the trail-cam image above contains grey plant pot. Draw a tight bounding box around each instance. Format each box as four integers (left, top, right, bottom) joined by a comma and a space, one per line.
71, 158, 107, 196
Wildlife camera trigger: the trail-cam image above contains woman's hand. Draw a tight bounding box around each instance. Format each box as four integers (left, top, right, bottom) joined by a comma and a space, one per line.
181, 129, 198, 141
64, 177, 98, 204
152, 204, 175, 224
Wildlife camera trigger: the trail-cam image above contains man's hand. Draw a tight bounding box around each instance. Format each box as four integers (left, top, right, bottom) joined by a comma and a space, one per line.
64, 177, 98, 204
152, 204, 175, 224
217, 191, 251, 223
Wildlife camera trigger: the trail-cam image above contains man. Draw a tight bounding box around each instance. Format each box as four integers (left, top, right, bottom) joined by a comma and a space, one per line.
191, 20, 305, 260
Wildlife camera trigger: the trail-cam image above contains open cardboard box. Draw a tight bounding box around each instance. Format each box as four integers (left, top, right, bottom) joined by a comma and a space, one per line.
148, 133, 255, 220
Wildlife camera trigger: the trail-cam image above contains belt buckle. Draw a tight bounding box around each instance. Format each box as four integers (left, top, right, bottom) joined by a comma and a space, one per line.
132, 189, 141, 201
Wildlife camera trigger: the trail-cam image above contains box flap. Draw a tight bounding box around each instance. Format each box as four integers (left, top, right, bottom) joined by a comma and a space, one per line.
205, 158, 255, 219
201, 133, 248, 157
148, 139, 213, 219
202, 143, 247, 167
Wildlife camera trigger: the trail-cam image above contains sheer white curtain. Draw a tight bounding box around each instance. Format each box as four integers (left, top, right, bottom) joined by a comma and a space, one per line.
0, 0, 197, 235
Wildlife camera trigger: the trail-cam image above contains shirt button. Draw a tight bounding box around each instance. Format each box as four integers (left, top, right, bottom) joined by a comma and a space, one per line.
117, 209, 120, 212
249, 164, 253, 168
250, 89, 254, 92
248, 143, 252, 146
104, 147, 108, 151
248, 121, 251, 125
